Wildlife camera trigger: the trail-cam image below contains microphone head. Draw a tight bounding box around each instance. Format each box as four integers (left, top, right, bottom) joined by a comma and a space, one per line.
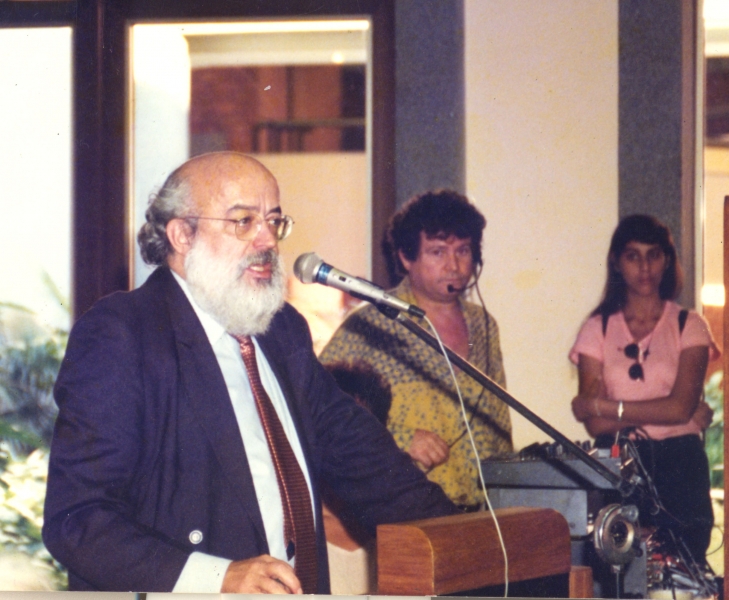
293, 252, 323, 284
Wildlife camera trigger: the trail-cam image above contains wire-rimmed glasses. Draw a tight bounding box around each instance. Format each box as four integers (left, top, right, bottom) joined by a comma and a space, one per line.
191, 212, 294, 241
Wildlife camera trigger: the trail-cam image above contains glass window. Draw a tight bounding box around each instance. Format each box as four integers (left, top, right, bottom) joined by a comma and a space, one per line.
0, 27, 72, 329
0, 26, 71, 590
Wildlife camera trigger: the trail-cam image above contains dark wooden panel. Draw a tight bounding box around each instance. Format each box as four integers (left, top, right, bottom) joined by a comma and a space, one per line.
73, 0, 129, 319
0, 1, 75, 26
124, 0, 382, 20
370, 0, 395, 287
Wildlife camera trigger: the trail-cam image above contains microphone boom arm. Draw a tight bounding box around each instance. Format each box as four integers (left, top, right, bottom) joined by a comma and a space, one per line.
377, 304, 628, 493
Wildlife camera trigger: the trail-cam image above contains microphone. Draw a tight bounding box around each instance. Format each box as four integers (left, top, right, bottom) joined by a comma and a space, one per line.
294, 253, 426, 318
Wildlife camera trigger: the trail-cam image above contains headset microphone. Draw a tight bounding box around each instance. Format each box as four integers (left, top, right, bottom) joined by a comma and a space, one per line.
447, 263, 483, 295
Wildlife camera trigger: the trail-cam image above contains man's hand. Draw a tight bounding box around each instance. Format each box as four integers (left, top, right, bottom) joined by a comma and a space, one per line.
408, 429, 449, 468
221, 555, 302, 594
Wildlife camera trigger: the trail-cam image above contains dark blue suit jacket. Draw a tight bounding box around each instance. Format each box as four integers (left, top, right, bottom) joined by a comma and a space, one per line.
42, 267, 457, 591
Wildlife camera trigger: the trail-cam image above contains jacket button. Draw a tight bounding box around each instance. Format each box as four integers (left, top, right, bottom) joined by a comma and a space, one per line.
189, 530, 203, 544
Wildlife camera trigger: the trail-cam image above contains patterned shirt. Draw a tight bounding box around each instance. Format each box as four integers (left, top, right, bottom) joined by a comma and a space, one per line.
319, 277, 512, 506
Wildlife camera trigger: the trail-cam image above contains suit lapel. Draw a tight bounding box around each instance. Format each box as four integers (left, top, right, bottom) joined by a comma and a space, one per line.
161, 270, 267, 545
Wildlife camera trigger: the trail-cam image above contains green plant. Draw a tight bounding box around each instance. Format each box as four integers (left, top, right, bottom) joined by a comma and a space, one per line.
704, 370, 723, 490
0, 294, 67, 452
0, 277, 69, 589
0, 447, 67, 590
0, 335, 64, 451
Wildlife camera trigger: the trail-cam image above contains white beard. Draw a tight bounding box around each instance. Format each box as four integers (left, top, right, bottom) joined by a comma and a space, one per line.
184, 238, 286, 337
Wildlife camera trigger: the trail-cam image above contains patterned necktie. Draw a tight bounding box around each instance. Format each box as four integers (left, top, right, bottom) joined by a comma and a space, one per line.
236, 336, 318, 593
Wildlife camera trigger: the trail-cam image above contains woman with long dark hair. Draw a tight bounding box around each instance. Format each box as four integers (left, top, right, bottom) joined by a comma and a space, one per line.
569, 214, 720, 564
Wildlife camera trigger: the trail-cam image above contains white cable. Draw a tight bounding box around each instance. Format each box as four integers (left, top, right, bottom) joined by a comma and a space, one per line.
423, 315, 509, 597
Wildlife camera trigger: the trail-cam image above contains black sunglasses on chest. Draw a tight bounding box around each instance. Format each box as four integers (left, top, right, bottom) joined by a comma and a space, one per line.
624, 343, 649, 380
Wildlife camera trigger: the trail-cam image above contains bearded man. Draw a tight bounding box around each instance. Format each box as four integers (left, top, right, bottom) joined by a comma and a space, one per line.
43, 153, 457, 593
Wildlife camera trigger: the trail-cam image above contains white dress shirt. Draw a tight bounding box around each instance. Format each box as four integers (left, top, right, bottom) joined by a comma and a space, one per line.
170, 272, 315, 592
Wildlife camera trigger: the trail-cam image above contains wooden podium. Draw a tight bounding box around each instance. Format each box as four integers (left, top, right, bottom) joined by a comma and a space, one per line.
377, 506, 591, 597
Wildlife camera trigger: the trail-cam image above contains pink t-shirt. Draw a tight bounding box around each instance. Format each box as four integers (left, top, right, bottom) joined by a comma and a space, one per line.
569, 301, 720, 440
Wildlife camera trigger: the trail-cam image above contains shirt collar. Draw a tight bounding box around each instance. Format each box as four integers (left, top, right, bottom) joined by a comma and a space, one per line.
171, 270, 230, 347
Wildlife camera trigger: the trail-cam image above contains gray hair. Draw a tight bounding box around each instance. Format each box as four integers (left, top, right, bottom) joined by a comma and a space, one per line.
137, 170, 196, 265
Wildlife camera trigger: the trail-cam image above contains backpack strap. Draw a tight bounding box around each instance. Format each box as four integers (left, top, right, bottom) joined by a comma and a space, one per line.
602, 308, 688, 336
678, 308, 689, 334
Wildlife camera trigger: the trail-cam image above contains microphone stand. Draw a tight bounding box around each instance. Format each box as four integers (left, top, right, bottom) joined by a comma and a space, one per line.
376, 304, 633, 495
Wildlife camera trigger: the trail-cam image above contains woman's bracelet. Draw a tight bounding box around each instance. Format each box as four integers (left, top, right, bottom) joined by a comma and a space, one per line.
617, 400, 624, 422
593, 397, 602, 418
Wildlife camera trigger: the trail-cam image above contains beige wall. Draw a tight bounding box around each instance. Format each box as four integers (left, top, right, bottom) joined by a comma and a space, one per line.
465, 0, 619, 448
254, 152, 369, 353
253, 152, 369, 278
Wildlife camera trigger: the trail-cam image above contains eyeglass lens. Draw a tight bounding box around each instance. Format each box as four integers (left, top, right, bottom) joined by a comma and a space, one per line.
624, 343, 644, 380
235, 214, 293, 241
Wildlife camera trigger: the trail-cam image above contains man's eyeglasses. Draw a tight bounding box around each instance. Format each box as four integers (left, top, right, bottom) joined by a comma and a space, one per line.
191, 213, 294, 241
624, 343, 648, 381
